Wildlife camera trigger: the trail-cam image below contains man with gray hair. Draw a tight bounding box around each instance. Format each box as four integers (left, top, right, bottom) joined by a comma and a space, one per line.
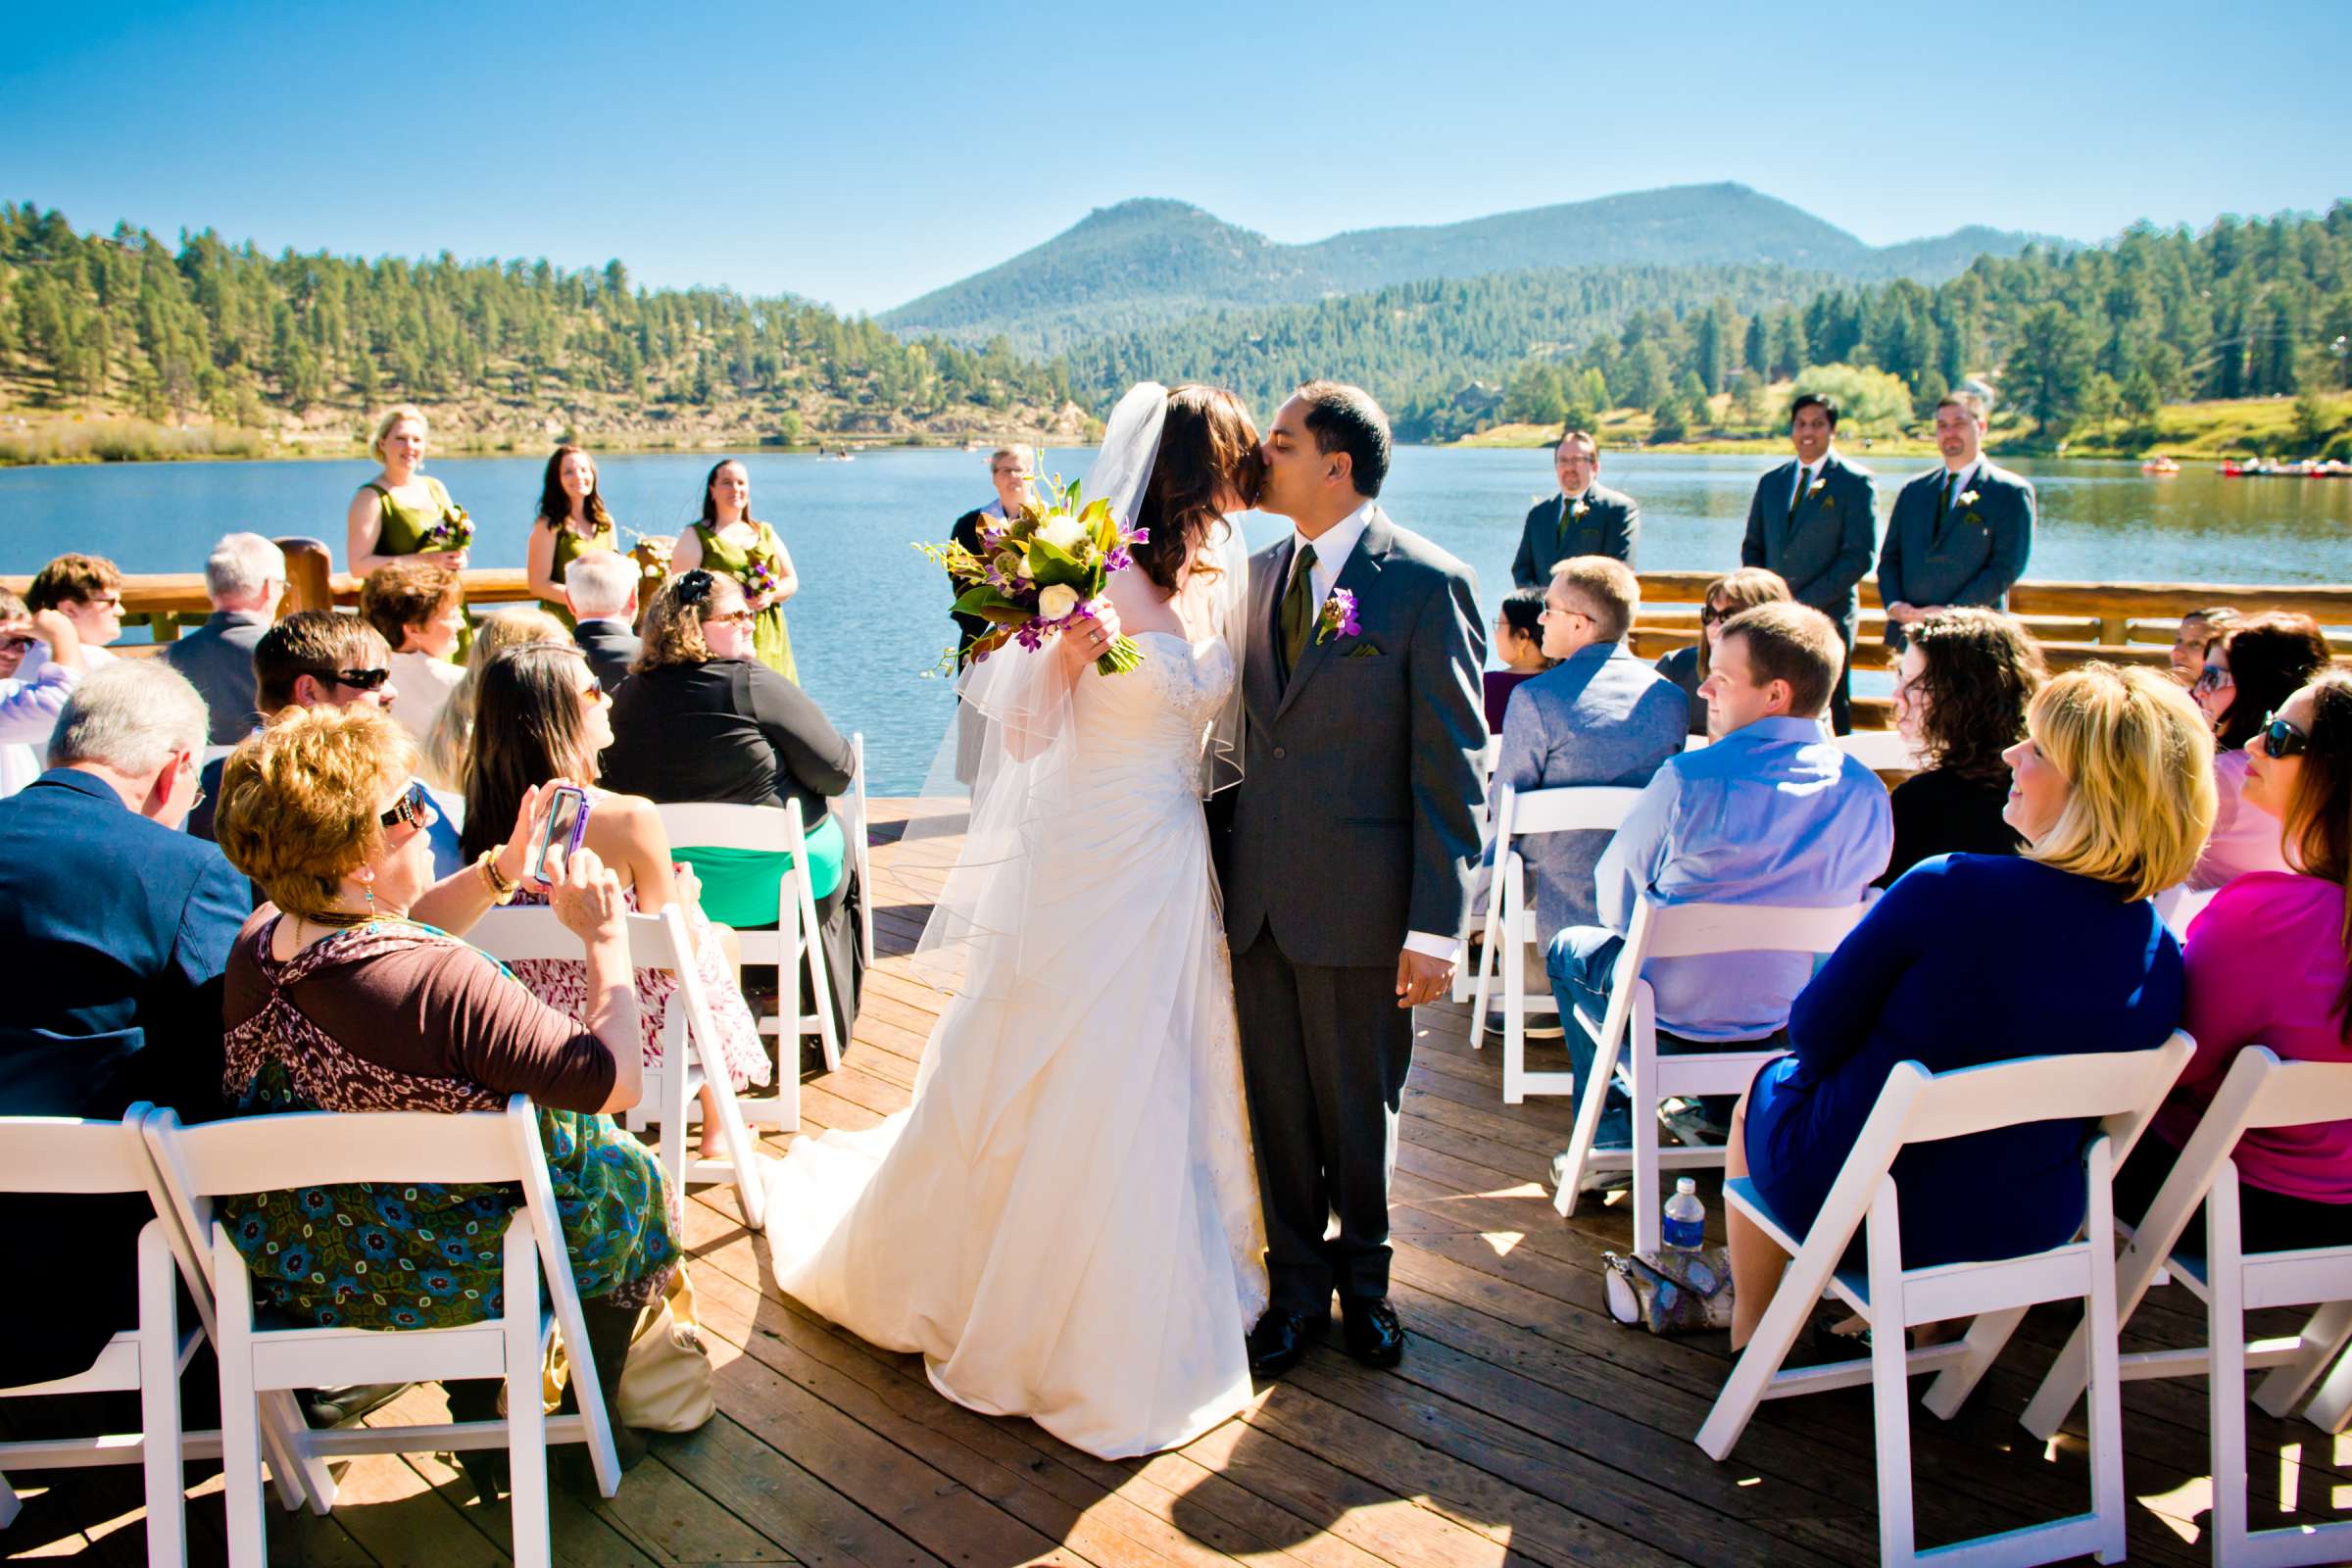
165, 531, 286, 744
0, 660, 248, 1384
564, 548, 642, 694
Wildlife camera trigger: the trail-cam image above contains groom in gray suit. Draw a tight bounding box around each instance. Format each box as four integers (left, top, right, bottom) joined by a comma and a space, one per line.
1218, 382, 1487, 1379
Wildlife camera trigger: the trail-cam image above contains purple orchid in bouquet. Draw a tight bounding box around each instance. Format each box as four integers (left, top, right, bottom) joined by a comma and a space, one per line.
1314, 587, 1362, 646
741, 549, 782, 605
419, 503, 474, 554
915, 474, 1149, 675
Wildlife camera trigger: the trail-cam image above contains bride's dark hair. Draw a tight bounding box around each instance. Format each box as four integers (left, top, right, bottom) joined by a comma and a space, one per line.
1131, 385, 1263, 592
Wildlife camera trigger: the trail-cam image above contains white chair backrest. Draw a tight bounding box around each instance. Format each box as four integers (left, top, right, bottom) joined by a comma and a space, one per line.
1877, 1037, 2192, 1156
0, 1107, 155, 1195
1503, 783, 1645, 838
149, 1102, 527, 1197
654, 800, 805, 856
1837, 730, 1919, 771
468, 906, 691, 971
1635, 896, 1874, 961
2241, 1050, 2352, 1131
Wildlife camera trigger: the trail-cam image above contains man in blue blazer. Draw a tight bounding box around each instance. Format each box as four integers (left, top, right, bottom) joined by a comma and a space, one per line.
1740, 393, 1878, 732
1877, 391, 2034, 653
1511, 431, 1641, 585
0, 662, 249, 1383
1489, 556, 1688, 946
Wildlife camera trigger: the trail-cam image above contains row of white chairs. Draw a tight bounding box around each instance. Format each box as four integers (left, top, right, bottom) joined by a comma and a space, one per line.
1, 1096, 620, 1567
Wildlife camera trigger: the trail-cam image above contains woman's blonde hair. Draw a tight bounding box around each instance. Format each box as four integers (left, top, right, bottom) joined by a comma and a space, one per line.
215, 706, 415, 920
370, 404, 428, 461
421, 606, 571, 788
634, 569, 741, 674
2023, 662, 2217, 901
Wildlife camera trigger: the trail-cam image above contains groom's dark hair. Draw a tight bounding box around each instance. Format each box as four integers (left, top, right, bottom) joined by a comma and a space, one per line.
1295, 381, 1391, 499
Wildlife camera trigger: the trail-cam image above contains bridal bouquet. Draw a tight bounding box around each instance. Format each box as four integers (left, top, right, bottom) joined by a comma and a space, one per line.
918, 476, 1147, 674
420, 504, 474, 554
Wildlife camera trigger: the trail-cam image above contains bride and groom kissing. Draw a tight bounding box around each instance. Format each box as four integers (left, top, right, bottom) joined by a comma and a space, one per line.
762, 379, 1488, 1459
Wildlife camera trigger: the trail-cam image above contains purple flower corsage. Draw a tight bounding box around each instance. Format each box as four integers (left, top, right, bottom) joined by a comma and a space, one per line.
1314, 587, 1362, 646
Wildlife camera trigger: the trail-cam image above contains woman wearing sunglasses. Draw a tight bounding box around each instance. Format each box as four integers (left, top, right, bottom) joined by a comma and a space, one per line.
1652, 567, 1789, 736
0, 587, 85, 799
2114, 670, 2352, 1250
2187, 612, 2332, 892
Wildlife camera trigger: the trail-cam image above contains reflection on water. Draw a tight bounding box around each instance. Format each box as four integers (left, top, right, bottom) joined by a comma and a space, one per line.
6, 448, 2347, 792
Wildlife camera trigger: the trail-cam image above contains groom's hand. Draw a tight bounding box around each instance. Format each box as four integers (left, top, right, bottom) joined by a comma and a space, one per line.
1395, 950, 1453, 1009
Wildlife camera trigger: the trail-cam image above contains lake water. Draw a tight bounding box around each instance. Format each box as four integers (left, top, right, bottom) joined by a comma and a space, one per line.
5, 449, 2349, 793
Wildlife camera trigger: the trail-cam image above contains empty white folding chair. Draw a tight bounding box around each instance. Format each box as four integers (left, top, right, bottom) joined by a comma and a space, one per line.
468, 905, 767, 1228
0, 1106, 193, 1563
141, 1097, 624, 1568
1697, 1036, 2192, 1568
656, 800, 843, 1121
2022, 1048, 2352, 1566
1551, 895, 1873, 1254
1461, 783, 1643, 1069
844, 732, 874, 961
1837, 728, 1922, 773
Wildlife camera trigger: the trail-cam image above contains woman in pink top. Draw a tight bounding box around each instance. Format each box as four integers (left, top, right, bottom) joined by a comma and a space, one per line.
2185, 612, 2330, 892
2120, 668, 2352, 1250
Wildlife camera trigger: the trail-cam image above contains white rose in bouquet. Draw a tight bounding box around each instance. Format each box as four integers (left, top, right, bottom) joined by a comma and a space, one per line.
1036, 583, 1081, 621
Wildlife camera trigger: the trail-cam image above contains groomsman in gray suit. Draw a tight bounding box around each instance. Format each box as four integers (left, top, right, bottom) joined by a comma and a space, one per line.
1740, 393, 1878, 732
1877, 391, 2034, 652
1220, 382, 1486, 1380
1510, 431, 1640, 586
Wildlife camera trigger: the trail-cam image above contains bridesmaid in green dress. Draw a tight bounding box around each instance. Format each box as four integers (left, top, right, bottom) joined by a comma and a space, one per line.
346, 405, 473, 575
670, 459, 798, 682
526, 445, 620, 631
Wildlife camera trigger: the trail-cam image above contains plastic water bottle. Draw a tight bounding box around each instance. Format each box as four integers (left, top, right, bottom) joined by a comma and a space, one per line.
1662, 1177, 1706, 1251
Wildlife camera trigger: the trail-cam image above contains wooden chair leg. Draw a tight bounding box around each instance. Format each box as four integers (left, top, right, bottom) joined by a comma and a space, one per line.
2207, 1180, 2250, 1566
504, 1225, 552, 1568
213, 1230, 270, 1567
1921, 1305, 2030, 1420
1629, 1028, 1661, 1255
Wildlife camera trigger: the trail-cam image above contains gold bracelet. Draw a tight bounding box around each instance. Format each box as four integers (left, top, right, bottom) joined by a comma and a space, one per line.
476, 850, 518, 905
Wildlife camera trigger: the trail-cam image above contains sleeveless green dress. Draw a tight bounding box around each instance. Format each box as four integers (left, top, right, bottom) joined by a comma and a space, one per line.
365, 476, 464, 557
691, 520, 798, 683
542, 518, 619, 631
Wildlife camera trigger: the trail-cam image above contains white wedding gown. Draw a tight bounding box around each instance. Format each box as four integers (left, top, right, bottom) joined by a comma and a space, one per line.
761, 629, 1268, 1458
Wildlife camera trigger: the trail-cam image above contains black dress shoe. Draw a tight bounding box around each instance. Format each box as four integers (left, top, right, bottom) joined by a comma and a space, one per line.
1339, 1295, 1405, 1367
1246, 1309, 1327, 1381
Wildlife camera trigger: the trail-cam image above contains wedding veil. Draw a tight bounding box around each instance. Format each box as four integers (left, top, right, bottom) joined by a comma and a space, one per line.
889, 381, 1252, 1001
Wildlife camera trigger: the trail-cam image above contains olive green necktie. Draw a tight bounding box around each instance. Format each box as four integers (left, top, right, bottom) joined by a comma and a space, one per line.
1937, 469, 1957, 516
1280, 543, 1319, 674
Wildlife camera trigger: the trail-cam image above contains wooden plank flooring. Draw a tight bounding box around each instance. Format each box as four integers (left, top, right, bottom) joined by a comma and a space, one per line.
13, 797, 2352, 1564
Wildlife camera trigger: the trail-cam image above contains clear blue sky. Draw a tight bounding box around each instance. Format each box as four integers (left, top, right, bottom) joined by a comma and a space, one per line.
6, 0, 2344, 318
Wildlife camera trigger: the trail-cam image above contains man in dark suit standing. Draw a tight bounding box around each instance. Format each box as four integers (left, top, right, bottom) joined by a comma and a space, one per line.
1877, 391, 2034, 653
949, 444, 1037, 666
564, 548, 643, 695
1510, 430, 1640, 586
0, 661, 248, 1384
1740, 393, 1879, 732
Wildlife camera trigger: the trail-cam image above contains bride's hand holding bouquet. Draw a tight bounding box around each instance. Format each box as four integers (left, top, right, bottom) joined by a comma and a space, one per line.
917, 476, 1148, 676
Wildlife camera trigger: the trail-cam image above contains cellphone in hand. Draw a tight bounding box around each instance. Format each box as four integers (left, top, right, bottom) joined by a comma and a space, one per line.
526, 785, 592, 884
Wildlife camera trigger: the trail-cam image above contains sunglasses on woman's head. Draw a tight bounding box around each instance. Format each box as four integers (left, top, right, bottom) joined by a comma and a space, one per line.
311, 665, 392, 693
2260, 711, 2311, 759
378, 778, 436, 832
2194, 665, 2233, 695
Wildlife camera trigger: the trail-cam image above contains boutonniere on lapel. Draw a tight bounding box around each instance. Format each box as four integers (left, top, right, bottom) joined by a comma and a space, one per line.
1568, 498, 1591, 522
1958, 488, 1983, 525
1314, 587, 1362, 647
1808, 476, 1832, 510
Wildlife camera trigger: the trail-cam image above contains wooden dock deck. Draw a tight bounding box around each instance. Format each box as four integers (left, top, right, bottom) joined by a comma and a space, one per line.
11, 800, 2352, 1565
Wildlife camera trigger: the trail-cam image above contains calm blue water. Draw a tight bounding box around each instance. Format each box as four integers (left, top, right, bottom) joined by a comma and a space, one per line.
6, 449, 2349, 792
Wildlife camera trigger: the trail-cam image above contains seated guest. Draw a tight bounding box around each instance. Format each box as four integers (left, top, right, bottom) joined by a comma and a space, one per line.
362, 558, 467, 747
0, 588, 83, 798
1726, 664, 2213, 1347
2117, 669, 2352, 1250
1488, 558, 1687, 945
1878, 608, 2044, 886
164, 532, 285, 745
2188, 612, 2331, 892
210, 707, 673, 1494
602, 569, 859, 1047
1548, 602, 1889, 1184
1484, 585, 1555, 732
0, 662, 248, 1384
463, 643, 771, 1154
25, 552, 126, 668
1653, 568, 1790, 737
564, 549, 643, 694
2170, 606, 2238, 688
421, 606, 572, 791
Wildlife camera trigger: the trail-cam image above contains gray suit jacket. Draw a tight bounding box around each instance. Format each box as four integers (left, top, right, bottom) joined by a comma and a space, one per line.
1876, 461, 2035, 649
1219, 509, 1488, 969
1511, 484, 1640, 586
1489, 643, 1688, 939
1740, 453, 1879, 636
162, 609, 270, 745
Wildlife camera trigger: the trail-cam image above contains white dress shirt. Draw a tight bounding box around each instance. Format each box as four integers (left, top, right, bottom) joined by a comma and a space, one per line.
1290, 499, 1460, 969
1939, 458, 1983, 505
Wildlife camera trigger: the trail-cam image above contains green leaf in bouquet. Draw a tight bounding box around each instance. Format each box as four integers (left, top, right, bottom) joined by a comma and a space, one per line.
951, 585, 1020, 617
1078, 497, 1111, 527
1023, 536, 1092, 588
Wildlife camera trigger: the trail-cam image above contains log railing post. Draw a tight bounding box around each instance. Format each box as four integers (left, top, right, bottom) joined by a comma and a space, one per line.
275, 536, 335, 616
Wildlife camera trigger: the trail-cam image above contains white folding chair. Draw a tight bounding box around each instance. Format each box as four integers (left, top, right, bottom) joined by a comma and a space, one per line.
1461, 784, 1643, 1075
2022, 1049, 2352, 1566
657, 800, 843, 1121
1837, 728, 1922, 773
1551, 895, 1874, 1254
468, 905, 767, 1228
141, 1097, 624, 1568
844, 733, 874, 962
0, 1106, 194, 1564
1697, 1036, 2192, 1568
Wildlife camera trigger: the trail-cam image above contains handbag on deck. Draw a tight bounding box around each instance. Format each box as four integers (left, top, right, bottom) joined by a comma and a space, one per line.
544, 1264, 717, 1433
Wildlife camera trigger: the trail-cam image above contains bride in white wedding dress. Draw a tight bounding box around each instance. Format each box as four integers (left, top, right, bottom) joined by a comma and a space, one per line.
761, 383, 1271, 1459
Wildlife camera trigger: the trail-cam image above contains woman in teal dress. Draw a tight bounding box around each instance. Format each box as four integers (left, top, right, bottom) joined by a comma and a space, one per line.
209, 705, 676, 1495
526, 445, 621, 631
670, 459, 799, 682
347, 405, 474, 576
